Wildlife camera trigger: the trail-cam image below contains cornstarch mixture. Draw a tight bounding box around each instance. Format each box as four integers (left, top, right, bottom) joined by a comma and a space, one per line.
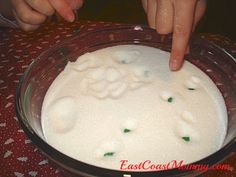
41, 45, 227, 171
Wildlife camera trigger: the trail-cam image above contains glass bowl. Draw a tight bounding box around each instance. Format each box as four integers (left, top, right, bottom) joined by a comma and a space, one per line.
16, 24, 236, 177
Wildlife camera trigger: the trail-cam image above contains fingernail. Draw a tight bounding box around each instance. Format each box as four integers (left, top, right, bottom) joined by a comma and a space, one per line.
67, 13, 75, 22
170, 59, 180, 71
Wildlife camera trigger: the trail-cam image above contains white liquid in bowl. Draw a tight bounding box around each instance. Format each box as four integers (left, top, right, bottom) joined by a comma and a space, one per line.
41, 45, 227, 171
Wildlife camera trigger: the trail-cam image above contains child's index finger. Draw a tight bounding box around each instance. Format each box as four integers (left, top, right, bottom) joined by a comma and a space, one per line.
48, 0, 75, 22
169, 0, 196, 71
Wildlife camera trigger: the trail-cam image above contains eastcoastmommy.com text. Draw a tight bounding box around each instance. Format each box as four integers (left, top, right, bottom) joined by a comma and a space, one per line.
119, 160, 232, 171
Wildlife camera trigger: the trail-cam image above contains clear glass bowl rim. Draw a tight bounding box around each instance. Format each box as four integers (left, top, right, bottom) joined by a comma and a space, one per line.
15, 24, 236, 177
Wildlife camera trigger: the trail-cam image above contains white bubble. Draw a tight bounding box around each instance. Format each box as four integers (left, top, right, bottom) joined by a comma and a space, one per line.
105, 67, 121, 82
160, 91, 173, 101
184, 76, 201, 90
191, 76, 200, 84
181, 111, 196, 123
80, 78, 89, 94
110, 83, 127, 98
175, 120, 200, 142
129, 82, 143, 90
87, 68, 106, 81
47, 97, 78, 133
122, 118, 138, 131
73, 60, 89, 71
90, 80, 107, 92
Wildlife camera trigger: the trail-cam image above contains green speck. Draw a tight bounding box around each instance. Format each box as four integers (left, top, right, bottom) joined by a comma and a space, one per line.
104, 152, 115, 157
144, 70, 150, 77
182, 136, 190, 142
123, 128, 131, 133
167, 97, 173, 103
74, 28, 80, 33
121, 60, 127, 64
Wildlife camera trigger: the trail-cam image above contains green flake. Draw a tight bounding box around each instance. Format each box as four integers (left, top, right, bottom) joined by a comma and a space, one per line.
121, 60, 128, 64
182, 136, 190, 142
188, 88, 195, 90
167, 97, 173, 103
74, 28, 80, 33
123, 128, 131, 133
104, 152, 115, 157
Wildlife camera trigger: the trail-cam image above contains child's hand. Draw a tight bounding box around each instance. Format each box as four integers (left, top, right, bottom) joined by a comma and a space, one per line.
10, 0, 84, 31
142, 0, 207, 71
48, 0, 84, 22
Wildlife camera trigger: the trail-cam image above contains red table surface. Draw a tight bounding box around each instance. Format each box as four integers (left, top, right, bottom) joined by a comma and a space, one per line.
0, 21, 235, 177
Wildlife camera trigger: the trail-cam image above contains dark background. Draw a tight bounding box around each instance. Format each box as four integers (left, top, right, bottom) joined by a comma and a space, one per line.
76, 0, 236, 41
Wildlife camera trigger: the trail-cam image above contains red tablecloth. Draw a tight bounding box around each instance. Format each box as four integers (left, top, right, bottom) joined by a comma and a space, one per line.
0, 21, 235, 177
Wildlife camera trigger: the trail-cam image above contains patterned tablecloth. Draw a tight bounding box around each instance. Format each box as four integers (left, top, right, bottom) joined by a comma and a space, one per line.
0, 21, 235, 177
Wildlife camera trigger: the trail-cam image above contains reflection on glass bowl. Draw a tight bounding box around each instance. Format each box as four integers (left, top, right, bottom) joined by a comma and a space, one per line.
16, 24, 236, 177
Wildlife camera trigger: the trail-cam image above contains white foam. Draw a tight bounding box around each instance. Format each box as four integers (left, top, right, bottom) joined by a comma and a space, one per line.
42, 45, 227, 171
